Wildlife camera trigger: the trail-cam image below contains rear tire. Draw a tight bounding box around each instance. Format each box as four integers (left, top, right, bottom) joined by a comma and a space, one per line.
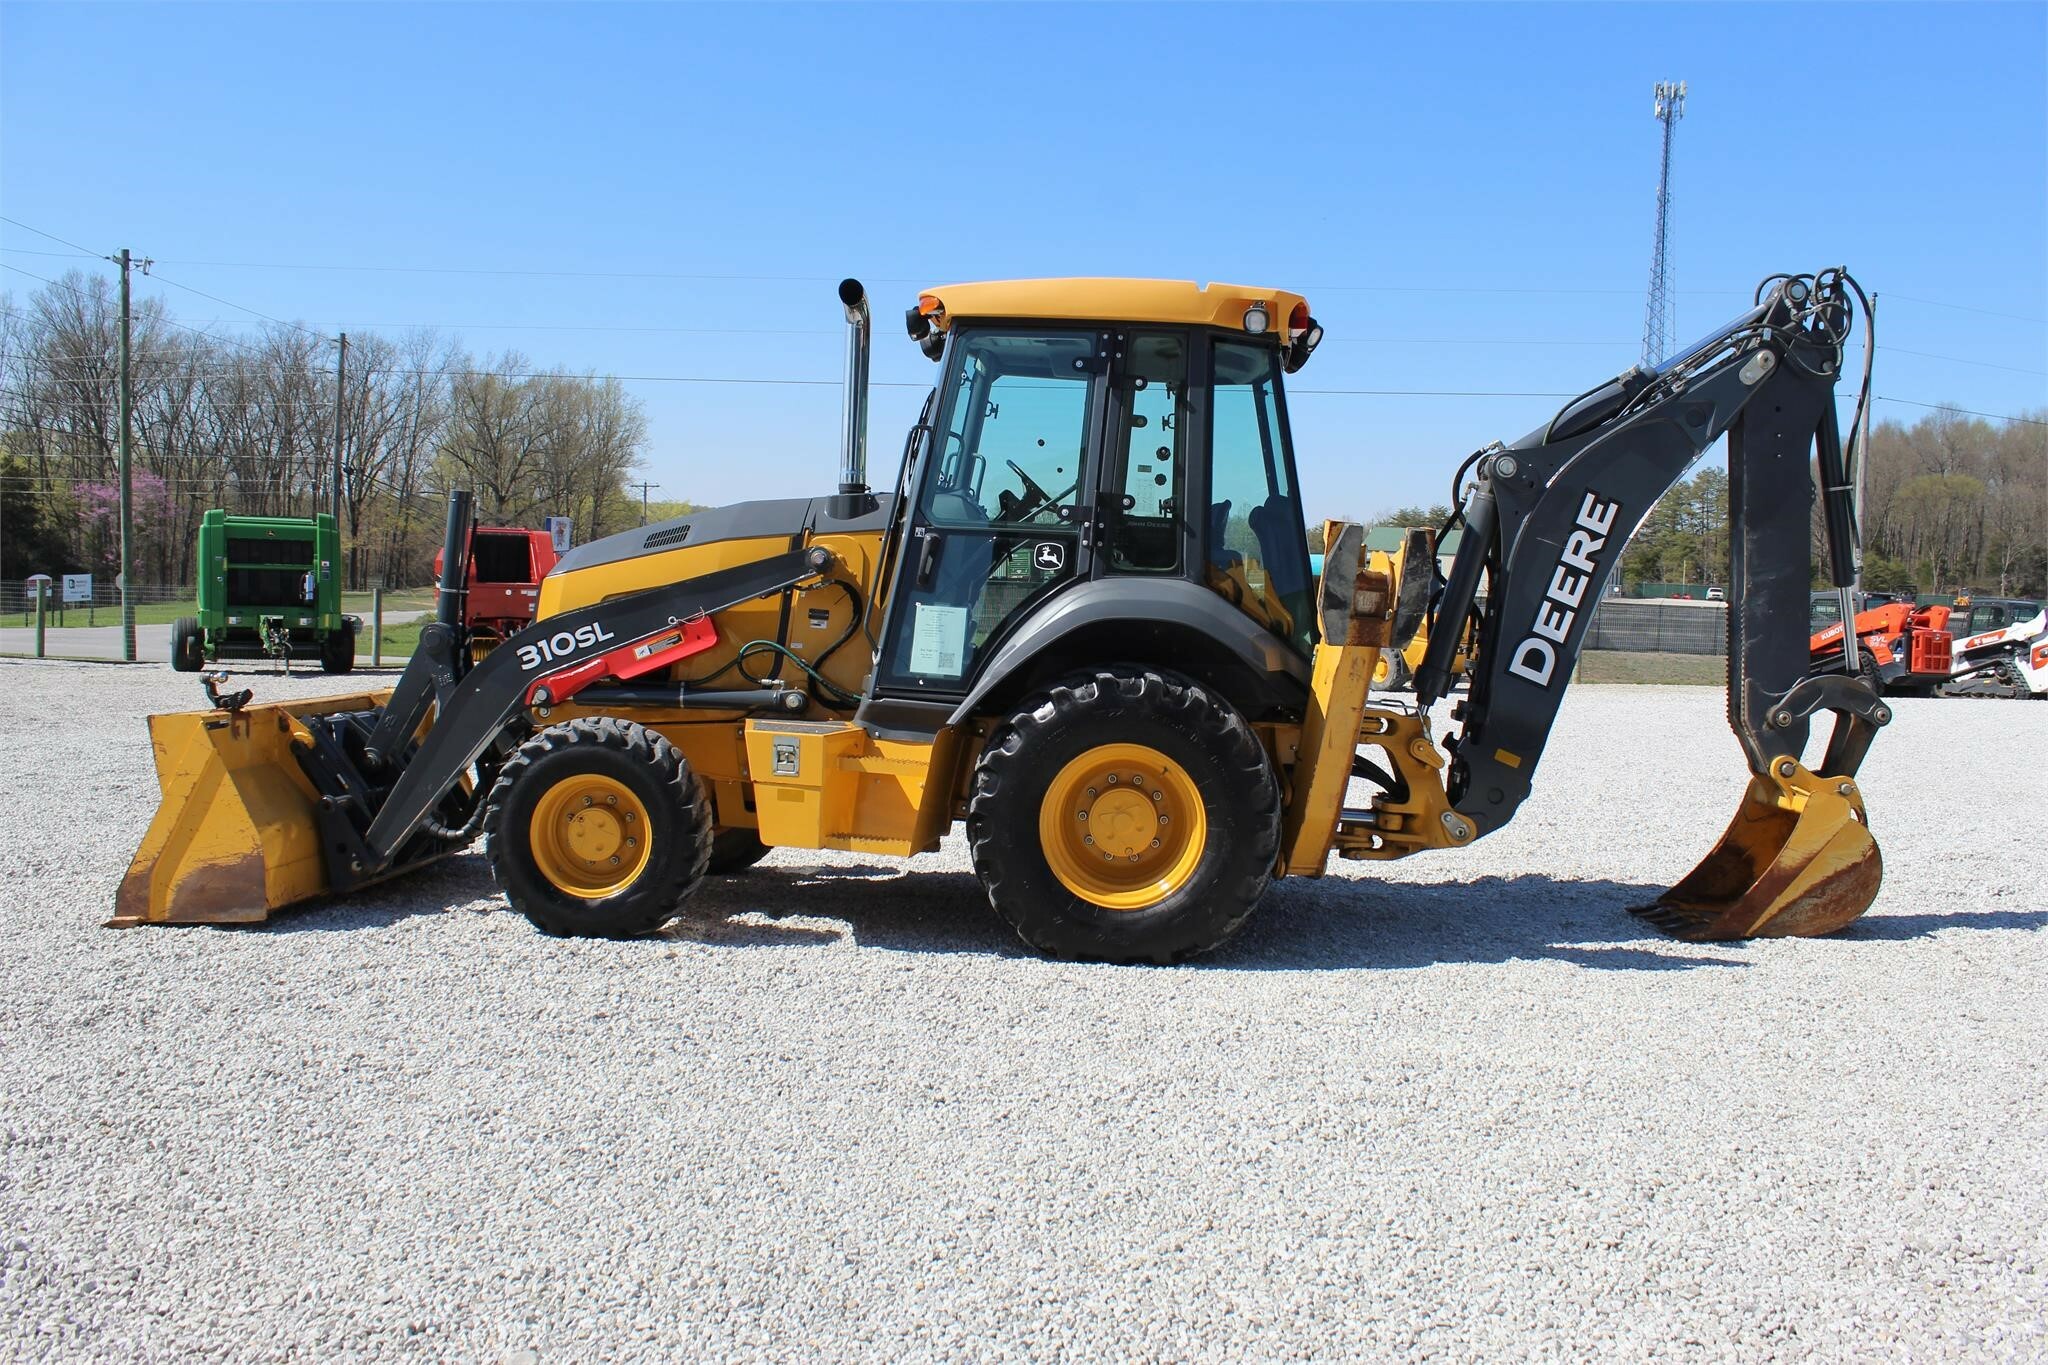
483, 717, 712, 938
169, 616, 204, 673
320, 624, 355, 675
706, 827, 772, 875
967, 667, 1281, 964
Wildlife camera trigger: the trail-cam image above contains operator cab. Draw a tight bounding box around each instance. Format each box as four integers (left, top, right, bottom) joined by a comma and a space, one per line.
869, 279, 1323, 712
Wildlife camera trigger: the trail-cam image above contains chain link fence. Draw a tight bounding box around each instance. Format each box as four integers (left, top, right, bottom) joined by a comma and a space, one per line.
3, 580, 193, 626
1581, 598, 1727, 656
5, 576, 1735, 657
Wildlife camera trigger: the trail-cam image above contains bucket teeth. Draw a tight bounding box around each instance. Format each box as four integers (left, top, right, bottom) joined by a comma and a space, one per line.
1631, 765, 1881, 942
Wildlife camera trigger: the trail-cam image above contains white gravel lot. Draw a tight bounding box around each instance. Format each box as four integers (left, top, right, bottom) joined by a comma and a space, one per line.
1, 658, 2043, 1360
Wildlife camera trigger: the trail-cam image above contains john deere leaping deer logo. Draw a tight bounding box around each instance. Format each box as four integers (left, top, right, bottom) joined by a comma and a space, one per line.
1033, 542, 1066, 572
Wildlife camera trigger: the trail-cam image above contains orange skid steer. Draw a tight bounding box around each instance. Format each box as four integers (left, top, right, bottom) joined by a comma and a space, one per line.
119, 268, 1889, 960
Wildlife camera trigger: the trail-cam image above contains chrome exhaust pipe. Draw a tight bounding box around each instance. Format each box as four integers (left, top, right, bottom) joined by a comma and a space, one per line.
837, 278, 871, 501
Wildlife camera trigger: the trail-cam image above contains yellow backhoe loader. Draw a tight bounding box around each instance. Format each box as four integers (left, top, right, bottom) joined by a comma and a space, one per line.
117, 270, 1890, 961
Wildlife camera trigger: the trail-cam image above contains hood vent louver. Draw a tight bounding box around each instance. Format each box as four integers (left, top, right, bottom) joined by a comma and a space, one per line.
643, 523, 692, 551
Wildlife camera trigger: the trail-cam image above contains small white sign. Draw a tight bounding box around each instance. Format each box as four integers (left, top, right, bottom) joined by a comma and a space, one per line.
545, 517, 572, 553
61, 573, 92, 604
908, 602, 970, 677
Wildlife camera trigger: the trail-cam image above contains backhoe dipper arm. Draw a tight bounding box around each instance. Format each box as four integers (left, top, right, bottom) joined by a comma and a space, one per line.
1412, 271, 1884, 838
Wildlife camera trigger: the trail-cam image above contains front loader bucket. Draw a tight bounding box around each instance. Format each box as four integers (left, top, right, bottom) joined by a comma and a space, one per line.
112, 693, 389, 926
1631, 761, 1881, 942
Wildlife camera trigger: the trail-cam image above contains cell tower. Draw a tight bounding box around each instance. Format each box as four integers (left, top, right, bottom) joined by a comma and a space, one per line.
1640, 80, 1686, 367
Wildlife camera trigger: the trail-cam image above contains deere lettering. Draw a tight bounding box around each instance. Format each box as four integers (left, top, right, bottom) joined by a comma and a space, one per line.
515, 621, 617, 671
1507, 491, 1620, 687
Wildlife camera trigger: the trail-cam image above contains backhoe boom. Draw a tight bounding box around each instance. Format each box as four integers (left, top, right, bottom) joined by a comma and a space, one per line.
1404, 269, 1886, 936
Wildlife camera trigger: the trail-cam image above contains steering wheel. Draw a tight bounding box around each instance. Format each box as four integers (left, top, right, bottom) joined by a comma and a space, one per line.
1000, 459, 1055, 522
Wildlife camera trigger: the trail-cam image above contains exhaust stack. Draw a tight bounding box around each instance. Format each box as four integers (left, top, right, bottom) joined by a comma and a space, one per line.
831, 278, 874, 518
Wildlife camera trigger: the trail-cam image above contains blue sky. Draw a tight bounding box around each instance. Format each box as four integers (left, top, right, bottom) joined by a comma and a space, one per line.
3, 2, 2042, 518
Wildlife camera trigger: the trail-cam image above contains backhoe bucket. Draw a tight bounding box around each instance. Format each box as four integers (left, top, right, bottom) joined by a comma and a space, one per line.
1631, 761, 1880, 941
112, 693, 388, 926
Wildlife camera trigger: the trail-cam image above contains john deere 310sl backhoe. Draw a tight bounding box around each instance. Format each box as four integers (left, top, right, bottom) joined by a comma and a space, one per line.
117, 268, 1889, 962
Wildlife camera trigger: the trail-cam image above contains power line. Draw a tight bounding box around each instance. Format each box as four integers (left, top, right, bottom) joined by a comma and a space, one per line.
8, 216, 2033, 322
14, 370, 2040, 420
0, 216, 104, 258
0, 247, 102, 262
1873, 396, 2048, 427
143, 270, 328, 340
1882, 347, 2047, 377
0, 262, 290, 361
1882, 293, 2047, 326
1292, 387, 1576, 398
126, 254, 1782, 299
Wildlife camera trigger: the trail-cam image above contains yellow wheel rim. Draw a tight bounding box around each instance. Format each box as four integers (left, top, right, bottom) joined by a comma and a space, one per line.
528, 774, 653, 898
1038, 742, 1207, 911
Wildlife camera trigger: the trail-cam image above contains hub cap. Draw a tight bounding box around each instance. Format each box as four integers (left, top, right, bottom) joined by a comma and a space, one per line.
529, 774, 652, 898
1037, 742, 1207, 911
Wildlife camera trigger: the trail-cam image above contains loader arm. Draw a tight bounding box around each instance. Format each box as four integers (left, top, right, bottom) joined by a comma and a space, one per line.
116, 524, 825, 924
319, 547, 824, 889
1323, 269, 1887, 940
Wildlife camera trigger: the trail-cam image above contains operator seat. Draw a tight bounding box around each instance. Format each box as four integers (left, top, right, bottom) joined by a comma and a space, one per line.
925, 483, 997, 627
1248, 495, 1312, 634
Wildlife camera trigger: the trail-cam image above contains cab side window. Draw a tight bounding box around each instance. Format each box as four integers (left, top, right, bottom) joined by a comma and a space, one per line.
1108, 333, 1187, 572
1207, 339, 1314, 655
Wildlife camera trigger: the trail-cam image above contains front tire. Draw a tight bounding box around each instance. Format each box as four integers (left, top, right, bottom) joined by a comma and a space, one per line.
967, 668, 1281, 964
483, 717, 712, 937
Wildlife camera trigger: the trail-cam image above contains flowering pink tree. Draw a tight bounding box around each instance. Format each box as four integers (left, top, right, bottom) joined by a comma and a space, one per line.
75, 471, 175, 576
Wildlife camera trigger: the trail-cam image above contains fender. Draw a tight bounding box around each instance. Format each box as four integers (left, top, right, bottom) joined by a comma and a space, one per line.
946, 576, 1312, 726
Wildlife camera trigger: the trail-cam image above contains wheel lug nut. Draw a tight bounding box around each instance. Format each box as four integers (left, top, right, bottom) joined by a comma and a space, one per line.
1077, 811, 1087, 820
1106, 774, 1117, 784
1083, 835, 1093, 845
1087, 787, 1097, 797
1151, 838, 1160, 848
609, 856, 620, 866
582, 795, 593, 807
1159, 815, 1169, 824
606, 795, 617, 806
1152, 791, 1162, 801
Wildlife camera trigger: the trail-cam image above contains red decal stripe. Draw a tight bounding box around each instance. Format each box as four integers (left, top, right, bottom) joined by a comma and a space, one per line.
527, 616, 718, 706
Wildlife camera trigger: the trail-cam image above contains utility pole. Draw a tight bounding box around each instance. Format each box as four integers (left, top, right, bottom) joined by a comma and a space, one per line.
1640, 80, 1686, 368
332, 331, 348, 520
116, 247, 136, 662
633, 480, 661, 525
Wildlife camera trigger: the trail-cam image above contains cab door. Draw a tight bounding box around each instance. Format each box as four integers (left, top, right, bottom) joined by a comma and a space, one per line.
873, 327, 1109, 698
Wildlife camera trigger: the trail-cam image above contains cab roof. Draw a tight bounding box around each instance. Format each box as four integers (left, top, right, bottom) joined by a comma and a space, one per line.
917, 278, 1312, 344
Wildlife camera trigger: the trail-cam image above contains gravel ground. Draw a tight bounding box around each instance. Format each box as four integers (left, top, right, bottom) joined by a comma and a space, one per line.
2, 658, 2043, 1360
